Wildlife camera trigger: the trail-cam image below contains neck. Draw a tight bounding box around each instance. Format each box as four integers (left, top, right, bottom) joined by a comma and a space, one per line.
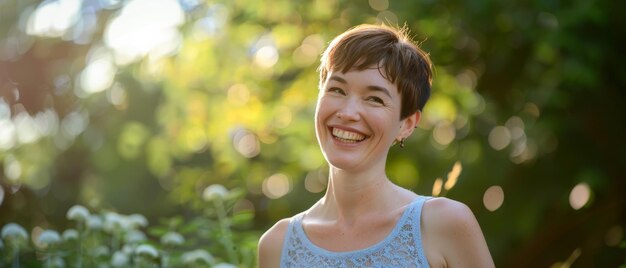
317, 166, 396, 222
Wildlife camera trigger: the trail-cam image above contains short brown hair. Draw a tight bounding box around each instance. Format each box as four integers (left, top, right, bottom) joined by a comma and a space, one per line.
318, 24, 433, 119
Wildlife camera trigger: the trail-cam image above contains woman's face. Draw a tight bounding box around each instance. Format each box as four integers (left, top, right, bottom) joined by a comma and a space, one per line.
315, 67, 412, 172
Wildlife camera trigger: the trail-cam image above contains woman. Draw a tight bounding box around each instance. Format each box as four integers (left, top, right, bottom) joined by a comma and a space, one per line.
258, 24, 494, 267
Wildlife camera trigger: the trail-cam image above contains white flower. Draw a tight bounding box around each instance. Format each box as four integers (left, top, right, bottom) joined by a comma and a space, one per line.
122, 244, 134, 255
87, 215, 103, 230
161, 231, 185, 246
1, 223, 28, 241
182, 249, 214, 265
104, 212, 124, 232
111, 251, 130, 267
62, 229, 79, 241
214, 263, 238, 268
92, 245, 110, 257
203, 184, 229, 201
127, 214, 148, 229
50, 256, 65, 268
124, 230, 147, 244
135, 244, 159, 259
37, 229, 61, 248
67, 205, 90, 222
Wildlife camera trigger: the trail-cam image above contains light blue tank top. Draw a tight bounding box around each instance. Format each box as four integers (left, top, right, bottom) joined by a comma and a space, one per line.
280, 195, 431, 268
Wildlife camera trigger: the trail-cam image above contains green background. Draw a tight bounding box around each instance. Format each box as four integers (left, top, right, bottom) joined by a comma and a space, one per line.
1, 0, 625, 266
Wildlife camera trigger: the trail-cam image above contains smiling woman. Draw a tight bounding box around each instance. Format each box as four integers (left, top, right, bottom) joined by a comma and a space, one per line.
258, 24, 494, 268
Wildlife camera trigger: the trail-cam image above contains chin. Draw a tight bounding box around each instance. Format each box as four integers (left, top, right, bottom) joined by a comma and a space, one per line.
324, 155, 363, 172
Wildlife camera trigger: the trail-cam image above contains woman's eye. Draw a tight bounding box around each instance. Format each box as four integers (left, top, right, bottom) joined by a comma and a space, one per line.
367, 96, 385, 105
327, 87, 345, 95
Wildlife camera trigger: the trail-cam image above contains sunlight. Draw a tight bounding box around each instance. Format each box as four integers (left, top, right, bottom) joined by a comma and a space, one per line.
107, 83, 128, 110
254, 45, 279, 68
0, 119, 16, 150
304, 169, 328, 194
569, 182, 590, 210
483, 185, 504, 211
79, 54, 117, 95
26, 0, 81, 38
3, 155, 22, 181
432, 177, 443, 196
14, 112, 42, 144
262, 173, 291, 199
191, 4, 228, 39
60, 109, 89, 139
433, 121, 456, 146
369, 0, 389, 11
444, 161, 462, 190
233, 129, 260, 158
292, 34, 325, 67
104, 0, 184, 64
488, 126, 511, 150
377, 11, 398, 26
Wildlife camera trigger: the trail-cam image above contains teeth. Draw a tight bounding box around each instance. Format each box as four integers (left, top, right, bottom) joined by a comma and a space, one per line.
332, 128, 365, 142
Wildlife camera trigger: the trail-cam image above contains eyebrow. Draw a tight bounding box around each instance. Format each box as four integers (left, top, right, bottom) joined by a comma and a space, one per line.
328, 75, 392, 98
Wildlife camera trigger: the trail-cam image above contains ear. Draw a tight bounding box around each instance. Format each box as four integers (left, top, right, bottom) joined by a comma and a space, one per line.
399, 111, 421, 139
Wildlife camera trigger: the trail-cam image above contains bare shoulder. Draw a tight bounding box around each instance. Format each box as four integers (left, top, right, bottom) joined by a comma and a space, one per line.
421, 197, 494, 268
423, 197, 476, 226
258, 218, 292, 268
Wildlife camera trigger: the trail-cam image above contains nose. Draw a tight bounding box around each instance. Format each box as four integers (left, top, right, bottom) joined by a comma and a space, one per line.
336, 98, 361, 121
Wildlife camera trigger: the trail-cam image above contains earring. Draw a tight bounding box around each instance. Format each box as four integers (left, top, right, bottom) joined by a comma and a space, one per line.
400, 138, 405, 148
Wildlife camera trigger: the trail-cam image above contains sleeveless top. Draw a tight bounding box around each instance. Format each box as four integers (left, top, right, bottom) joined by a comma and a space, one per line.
280, 195, 431, 268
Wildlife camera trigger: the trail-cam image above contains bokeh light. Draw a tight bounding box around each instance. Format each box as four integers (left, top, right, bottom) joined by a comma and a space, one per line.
488, 126, 511, 151
483, 185, 504, 212
304, 168, 328, 193
107, 83, 128, 110
0, 120, 15, 149
79, 52, 117, 95
377, 11, 398, 26
254, 45, 279, 68
104, 0, 184, 64
433, 121, 456, 146
432, 177, 443, 196
292, 34, 325, 67
232, 129, 261, 158
26, 0, 81, 38
0, 0, 623, 265
569, 182, 591, 210
262, 173, 291, 199
444, 161, 462, 190
234, 198, 255, 215
368, 0, 389, 11
3, 155, 22, 181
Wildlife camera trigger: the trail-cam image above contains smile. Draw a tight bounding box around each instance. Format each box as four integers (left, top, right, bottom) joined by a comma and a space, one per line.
332, 127, 366, 143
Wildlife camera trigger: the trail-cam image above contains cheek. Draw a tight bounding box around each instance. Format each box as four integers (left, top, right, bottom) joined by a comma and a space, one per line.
315, 97, 332, 120
371, 112, 400, 139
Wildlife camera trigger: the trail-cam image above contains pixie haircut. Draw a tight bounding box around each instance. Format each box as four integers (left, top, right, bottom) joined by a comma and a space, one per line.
318, 24, 433, 120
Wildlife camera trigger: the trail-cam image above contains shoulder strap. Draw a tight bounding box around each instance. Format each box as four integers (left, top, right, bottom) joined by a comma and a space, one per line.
279, 213, 304, 266
410, 195, 432, 265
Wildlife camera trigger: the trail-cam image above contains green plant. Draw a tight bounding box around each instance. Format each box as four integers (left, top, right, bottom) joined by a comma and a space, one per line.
0, 185, 256, 267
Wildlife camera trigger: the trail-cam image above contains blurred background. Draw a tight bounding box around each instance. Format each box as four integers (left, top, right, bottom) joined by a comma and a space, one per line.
0, 0, 625, 266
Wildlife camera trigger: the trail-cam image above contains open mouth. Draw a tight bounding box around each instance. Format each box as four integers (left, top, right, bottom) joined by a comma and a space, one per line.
331, 127, 366, 143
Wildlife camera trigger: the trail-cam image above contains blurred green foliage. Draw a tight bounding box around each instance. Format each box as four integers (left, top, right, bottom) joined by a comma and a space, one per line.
0, 0, 625, 267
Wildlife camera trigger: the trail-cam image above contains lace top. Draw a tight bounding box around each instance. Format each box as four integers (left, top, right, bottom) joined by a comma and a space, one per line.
280, 195, 431, 268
